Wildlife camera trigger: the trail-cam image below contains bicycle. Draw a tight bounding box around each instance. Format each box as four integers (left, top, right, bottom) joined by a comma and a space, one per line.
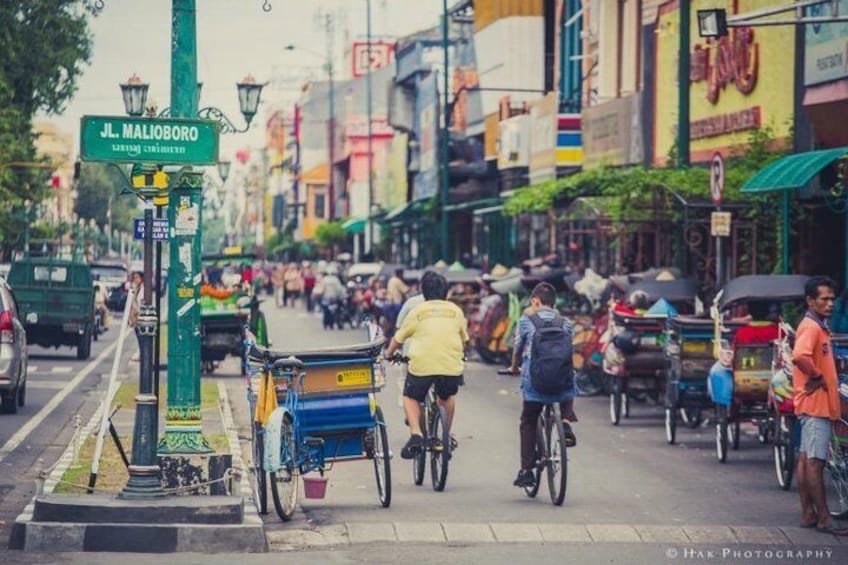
826, 417, 848, 520
392, 355, 452, 491
497, 368, 568, 505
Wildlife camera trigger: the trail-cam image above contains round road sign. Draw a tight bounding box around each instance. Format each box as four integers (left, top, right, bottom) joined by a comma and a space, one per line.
710, 153, 724, 205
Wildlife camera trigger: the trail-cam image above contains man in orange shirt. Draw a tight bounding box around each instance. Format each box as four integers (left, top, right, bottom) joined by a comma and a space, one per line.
792, 276, 847, 535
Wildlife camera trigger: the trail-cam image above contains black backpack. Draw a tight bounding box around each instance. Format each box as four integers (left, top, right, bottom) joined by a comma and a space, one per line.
529, 312, 574, 395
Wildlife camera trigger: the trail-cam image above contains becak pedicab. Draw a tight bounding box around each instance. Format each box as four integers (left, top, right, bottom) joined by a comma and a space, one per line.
708, 274, 808, 463
604, 278, 700, 425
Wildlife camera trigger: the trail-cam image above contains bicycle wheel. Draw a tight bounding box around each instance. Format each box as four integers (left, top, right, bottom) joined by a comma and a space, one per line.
826, 436, 848, 519
372, 407, 392, 507
413, 406, 426, 486
546, 406, 568, 506
251, 423, 268, 514
609, 375, 622, 426
270, 415, 299, 521
429, 402, 450, 492
773, 413, 795, 491
716, 406, 728, 463
524, 414, 544, 498
665, 406, 677, 445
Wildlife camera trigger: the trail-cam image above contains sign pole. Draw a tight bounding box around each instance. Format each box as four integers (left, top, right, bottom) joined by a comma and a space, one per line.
710, 153, 725, 287
159, 0, 212, 455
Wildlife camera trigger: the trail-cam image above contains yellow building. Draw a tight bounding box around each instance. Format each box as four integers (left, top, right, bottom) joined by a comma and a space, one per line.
652, 0, 795, 165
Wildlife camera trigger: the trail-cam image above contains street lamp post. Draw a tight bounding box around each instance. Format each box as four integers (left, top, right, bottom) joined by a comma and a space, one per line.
440, 0, 450, 261
116, 74, 164, 498
677, 0, 690, 168
366, 0, 374, 258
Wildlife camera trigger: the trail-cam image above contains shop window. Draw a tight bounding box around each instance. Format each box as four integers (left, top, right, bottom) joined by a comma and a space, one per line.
315, 194, 326, 219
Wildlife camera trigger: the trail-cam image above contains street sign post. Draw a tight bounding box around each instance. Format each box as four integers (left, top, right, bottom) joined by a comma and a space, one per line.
710, 152, 725, 205
80, 115, 219, 165
710, 211, 732, 237
133, 218, 169, 241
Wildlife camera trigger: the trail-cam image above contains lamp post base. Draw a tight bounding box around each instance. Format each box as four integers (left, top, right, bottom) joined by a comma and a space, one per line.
118, 465, 166, 499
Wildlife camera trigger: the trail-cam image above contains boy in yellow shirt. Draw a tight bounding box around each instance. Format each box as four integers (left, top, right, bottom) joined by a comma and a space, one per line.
386, 272, 468, 459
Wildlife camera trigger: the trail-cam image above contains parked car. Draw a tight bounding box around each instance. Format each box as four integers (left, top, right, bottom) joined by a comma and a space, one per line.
91, 261, 129, 312
0, 277, 28, 413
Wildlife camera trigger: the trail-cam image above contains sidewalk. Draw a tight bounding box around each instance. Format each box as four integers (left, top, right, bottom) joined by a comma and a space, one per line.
9, 343, 266, 552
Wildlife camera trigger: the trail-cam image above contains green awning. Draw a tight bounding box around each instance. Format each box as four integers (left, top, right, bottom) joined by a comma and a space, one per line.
342, 218, 366, 234
443, 197, 503, 213
741, 146, 848, 193
383, 199, 429, 223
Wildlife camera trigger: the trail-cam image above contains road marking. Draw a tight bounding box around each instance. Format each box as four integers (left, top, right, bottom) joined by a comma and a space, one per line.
0, 340, 119, 463
50, 366, 73, 374
26, 381, 69, 390
28, 365, 38, 374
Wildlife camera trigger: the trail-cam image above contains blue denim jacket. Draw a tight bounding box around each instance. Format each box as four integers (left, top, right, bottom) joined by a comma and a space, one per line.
514, 307, 575, 403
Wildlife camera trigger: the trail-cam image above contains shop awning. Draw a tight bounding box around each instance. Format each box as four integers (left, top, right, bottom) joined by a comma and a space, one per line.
383, 199, 429, 223
741, 147, 848, 193
443, 197, 503, 213
342, 217, 366, 234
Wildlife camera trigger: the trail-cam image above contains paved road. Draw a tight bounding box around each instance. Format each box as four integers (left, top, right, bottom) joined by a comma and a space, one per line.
218, 302, 848, 557
0, 319, 137, 546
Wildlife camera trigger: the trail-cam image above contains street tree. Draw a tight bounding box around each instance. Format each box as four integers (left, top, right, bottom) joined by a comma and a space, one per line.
0, 1, 100, 256
74, 162, 138, 236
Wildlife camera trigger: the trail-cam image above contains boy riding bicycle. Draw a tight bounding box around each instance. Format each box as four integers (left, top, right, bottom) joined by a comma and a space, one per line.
509, 282, 578, 488
385, 272, 468, 459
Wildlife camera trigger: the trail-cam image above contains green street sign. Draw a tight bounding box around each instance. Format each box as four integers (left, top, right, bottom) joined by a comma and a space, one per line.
80, 115, 219, 165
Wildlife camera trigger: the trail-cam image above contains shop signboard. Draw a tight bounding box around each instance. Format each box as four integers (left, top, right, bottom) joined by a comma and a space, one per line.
414, 73, 439, 200
653, 0, 795, 165
804, 0, 848, 85
529, 93, 558, 183
581, 93, 643, 169
497, 114, 530, 170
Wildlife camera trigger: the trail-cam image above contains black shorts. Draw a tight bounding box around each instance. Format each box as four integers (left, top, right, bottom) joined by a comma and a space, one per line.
403, 373, 463, 402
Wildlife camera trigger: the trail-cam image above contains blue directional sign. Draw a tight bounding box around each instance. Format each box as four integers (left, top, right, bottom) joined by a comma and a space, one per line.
133, 218, 169, 241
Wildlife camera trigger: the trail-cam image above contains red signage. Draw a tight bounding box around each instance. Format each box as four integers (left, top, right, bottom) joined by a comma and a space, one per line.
351, 42, 394, 78
690, 106, 761, 140
690, 3, 758, 105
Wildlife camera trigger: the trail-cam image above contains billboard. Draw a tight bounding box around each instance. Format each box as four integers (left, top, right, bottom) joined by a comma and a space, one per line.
414, 73, 439, 200
804, 0, 848, 85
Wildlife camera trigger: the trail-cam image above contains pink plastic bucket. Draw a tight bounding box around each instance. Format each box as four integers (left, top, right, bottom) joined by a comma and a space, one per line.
302, 476, 328, 499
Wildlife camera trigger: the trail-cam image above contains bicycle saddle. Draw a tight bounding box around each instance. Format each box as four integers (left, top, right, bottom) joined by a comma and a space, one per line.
271, 356, 304, 371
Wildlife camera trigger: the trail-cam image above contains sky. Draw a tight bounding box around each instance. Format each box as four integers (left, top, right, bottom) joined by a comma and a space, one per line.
40, 0, 445, 162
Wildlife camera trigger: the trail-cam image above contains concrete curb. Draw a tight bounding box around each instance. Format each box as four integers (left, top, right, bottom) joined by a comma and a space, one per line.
264, 522, 848, 550
217, 380, 267, 549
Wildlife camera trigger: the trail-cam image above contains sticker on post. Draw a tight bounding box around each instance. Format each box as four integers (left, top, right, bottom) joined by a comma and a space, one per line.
175, 203, 199, 235
177, 287, 194, 298
179, 243, 191, 274
177, 298, 196, 318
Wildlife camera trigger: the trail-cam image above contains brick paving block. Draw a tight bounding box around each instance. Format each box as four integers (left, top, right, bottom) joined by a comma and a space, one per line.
346, 522, 396, 543
586, 524, 641, 543
538, 523, 592, 543
442, 522, 495, 543
266, 528, 329, 548
780, 526, 840, 546
394, 522, 446, 543
633, 525, 690, 543
317, 524, 350, 545
731, 526, 790, 545
490, 523, 543, 543
683, 526, 738, 544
